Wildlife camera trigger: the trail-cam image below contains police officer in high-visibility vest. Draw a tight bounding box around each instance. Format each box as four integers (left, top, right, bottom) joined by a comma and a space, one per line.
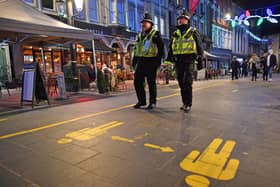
132, 12, 164, 109
166, 8, 204, 112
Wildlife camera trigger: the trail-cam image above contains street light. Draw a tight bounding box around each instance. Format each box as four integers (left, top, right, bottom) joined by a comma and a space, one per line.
56, 0, 84, 22
56, 0, 66, 17
73, 0, 84, 13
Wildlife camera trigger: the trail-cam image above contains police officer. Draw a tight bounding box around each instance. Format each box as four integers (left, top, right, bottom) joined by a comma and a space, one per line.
132, 12, 164, 109
166, 9, 204, 112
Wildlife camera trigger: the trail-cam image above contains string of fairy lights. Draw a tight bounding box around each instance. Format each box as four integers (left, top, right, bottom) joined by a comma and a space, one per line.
225, 5, 280, 42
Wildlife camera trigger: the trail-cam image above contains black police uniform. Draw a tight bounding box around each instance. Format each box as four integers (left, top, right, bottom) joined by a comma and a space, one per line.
167, 20, 204, 111
132, 14, 164, 109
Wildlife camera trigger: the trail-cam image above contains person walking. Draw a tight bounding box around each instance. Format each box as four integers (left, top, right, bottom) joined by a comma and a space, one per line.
249, 53, 260, 81
132, 12, 164, 109
231, 56, 239, 80
166, 8, 204, 113
267, 49, 277, 81
241, 59, 248, 77
261, 53, 269, 81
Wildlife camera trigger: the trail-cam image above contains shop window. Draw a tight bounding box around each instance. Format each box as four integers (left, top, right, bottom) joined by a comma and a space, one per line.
154, 16, 159, 31
23, 0, 34, 4
160, 18, 165, 35
89, 0, 98, 22
117, 0, 125, 25
42, 0, 54, 9
128, 3, 136, 31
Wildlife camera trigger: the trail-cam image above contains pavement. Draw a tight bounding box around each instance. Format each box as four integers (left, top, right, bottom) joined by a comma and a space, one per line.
0, 80, 139, 117
0, 76, 280, 187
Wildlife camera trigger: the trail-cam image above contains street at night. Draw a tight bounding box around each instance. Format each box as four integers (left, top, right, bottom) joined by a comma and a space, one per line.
1, 0, 280, 186
1, 78, 280, 187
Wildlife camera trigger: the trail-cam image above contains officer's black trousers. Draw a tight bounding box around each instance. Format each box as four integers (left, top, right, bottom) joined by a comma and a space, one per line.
175, 62, 194, 107
134, 62, 157, 104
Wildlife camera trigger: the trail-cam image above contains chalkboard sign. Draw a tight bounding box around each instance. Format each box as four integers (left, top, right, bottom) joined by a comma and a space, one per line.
21, 62, 49, 108
22, 69, 35, 102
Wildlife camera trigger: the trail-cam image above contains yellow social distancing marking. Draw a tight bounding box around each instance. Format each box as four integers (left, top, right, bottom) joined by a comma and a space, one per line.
144, 143, 175, 153
185, 175, 210, 187
57, 121, 124, 144
180, 138, 240, 187
0, 118, 8, 122
112, 136, 135, 143
111, 132, 150, 143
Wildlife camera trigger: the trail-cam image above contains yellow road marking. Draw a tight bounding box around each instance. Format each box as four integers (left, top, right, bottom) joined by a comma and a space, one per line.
134, 132, 150, 140
0, 82, 225, 140
144, 143, 175, 153
0, 118, 8, 123
180, 138, 240, 183
232, 89, 239, 93
112, 136, 135, 143
57, 121, 124, 144
111, 132, 150, 143
185, 175, 210, 187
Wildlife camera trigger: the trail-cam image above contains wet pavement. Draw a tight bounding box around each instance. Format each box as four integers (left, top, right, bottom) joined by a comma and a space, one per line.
0, 77, 280, 187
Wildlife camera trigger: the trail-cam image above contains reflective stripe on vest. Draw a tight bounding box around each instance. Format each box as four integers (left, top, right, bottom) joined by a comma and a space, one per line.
134, 29, 158, 58
172, 27, 197, 55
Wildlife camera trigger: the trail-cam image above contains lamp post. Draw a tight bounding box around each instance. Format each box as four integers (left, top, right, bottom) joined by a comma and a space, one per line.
56, 0, 84, 92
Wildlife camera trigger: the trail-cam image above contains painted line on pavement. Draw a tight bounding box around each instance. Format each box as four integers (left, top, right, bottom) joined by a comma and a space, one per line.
0, 82, 225, 140
58, 121, 124, 144
0, 118, 8, 123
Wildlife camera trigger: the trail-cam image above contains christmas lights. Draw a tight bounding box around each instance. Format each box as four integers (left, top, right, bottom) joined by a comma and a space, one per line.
225, 8, 280, 27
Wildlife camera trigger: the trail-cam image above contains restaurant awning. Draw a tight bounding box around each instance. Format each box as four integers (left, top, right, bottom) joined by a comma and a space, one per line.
82, 40, 113, 52
0, 0, 94, 44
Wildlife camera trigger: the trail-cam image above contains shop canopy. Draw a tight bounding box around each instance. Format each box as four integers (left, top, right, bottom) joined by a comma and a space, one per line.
0, 0, 94, 45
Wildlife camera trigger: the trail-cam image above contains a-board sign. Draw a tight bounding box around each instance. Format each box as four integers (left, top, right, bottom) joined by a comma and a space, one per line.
21, 62, 49, 108
22, 69, 35, 102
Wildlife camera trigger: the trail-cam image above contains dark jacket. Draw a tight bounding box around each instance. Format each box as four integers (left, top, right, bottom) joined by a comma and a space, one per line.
132, 29, 165, 68
268, 54, 277, 68
166, 24, 204, 63
231, 60, 240, 71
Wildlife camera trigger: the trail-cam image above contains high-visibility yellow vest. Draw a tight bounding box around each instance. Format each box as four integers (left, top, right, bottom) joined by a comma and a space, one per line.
134, 29, 158, 58
172, 27, 197, 55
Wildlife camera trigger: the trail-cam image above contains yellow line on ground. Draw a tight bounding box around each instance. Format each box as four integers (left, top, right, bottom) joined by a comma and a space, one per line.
0, 119, 8, 123
0, 82, 225, 140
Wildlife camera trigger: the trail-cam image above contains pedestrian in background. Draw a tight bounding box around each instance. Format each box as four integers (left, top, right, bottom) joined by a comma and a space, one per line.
166, 8, 204, 113
132, 12, 164, 109
249, 53, 260, 81
241, 58, 248, 77
267, 49, 277, 81
261, 53, 268, 81
231, 56, 240, 80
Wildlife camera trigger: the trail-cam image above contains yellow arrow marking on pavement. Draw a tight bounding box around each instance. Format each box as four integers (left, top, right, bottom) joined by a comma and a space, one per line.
0, 118, 8, 123
0, 82, 226, 140
111, 132, 150, 143
112, 136, 135, 143
144, 143, 175, 153
57, 121, 124, 144
180, 138, 240, 187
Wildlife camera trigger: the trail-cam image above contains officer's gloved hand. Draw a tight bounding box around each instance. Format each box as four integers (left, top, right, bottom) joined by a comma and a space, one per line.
197, 56, 203, 70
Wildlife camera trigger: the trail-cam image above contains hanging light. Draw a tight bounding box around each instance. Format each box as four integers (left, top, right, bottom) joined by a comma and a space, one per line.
74, 0, 84, 13
243, 19, 250, 26
257, 17, 264, 26
245, 10, 251, 17
267, 17, 278, 23
266, 8, 273, 16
